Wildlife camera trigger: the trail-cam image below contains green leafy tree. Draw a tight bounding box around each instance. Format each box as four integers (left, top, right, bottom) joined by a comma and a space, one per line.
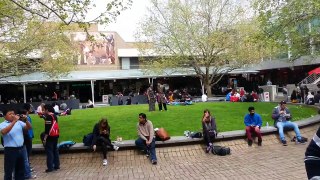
0, 0, 131, 78
137, 0, 268, 96
254, 0, 320, 60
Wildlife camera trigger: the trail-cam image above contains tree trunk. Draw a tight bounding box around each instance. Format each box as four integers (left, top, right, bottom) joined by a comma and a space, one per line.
205, 83, 212, 97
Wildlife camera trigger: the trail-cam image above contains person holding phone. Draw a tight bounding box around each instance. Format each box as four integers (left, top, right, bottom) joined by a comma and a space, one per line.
0, 108, 32, 180
244, 106, 263, 146
272, 101, 306, 146
202, 109, 217, 153
92, 118, 119, 166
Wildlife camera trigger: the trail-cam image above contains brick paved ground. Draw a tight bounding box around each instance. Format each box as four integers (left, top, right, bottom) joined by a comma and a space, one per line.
0, 124, 319, 180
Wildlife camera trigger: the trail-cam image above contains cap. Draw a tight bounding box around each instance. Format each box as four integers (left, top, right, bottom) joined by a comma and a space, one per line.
280, 100, 286, 105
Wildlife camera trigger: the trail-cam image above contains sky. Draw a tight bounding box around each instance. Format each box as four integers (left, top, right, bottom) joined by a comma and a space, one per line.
100, 1, 150, 42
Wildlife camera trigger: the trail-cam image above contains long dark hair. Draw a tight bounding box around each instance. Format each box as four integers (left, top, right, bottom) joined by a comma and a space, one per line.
202, 109, 211, 122
98, 117, 110, 133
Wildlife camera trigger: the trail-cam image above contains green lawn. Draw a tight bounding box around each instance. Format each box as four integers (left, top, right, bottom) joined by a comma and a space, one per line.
27, 102, 318, 143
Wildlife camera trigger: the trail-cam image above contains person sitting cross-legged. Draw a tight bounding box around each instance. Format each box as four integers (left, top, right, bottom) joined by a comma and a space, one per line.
244, 106, 262, 146
272, 100, 306, 146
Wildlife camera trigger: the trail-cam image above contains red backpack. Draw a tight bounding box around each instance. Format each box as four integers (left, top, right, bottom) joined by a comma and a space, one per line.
49, 115, 59, 137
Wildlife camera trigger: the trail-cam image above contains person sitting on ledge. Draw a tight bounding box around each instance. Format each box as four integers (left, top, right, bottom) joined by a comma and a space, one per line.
92, 118, 119, 166
202, 109, 217, 153
272, 101, 306, 146
244, 106, 262, 146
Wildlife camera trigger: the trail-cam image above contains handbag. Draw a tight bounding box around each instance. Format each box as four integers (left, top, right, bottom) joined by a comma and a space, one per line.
155, 128, 170, 141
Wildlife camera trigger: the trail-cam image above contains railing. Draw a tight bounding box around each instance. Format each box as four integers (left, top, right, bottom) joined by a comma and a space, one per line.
298, 73, 320, 86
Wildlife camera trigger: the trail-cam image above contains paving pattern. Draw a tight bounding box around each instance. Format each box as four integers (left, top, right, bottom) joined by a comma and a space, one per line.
0, 124, 319, 180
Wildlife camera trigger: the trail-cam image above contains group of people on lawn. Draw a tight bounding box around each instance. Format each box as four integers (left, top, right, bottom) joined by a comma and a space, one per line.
1, 100, 318, 179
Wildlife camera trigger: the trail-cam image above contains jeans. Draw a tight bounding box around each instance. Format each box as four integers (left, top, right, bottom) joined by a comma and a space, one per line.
276, 121, 301, 141
135, 137, 157, 161
245, 126, 262, 141
45, 138, 60, 170
4, 147, 25, 180
97, 136, 114, 159
23, 146, 32, 179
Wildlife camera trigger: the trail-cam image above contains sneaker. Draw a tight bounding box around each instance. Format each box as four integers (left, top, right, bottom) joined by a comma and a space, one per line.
151, 159, 157, 165
297, 138, 307, 145
282, 140, 287, 146
113, 145, 119, 151
206, 145, 213, 153
45, 169, 53, 173
26, 175, 37, 179
145, 150, 150, 157
248, 140, 253, 147
258, 140, 262, 146
102, 159, 108, 166
54, 167, 60, 170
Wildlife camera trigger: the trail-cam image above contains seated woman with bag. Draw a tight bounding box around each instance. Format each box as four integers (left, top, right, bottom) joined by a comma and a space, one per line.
92, 118, 119, 166
202, 109, 217, 153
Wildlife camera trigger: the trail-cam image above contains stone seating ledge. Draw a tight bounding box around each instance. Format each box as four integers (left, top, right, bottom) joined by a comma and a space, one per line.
1, 115, 320, 153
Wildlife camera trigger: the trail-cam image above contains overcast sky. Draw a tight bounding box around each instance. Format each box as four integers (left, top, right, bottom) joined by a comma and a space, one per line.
99, 1, 150, 42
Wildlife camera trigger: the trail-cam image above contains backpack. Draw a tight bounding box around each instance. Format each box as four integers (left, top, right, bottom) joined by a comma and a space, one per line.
49, 115, 59, 137
155, 128, 170, 141
190, 132, 203, 138
83, 133, 94, 146
58, 141, 76, 150
212, 145, 231, 156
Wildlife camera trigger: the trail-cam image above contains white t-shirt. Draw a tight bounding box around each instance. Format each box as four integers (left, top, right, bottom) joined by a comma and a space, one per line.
54, 105, 59, 113
201, 94, 208, 102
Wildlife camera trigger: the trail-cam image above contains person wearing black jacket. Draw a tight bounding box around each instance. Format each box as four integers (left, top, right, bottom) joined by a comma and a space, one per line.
305, 127, 320, 179
92, 118, 119, 166
202, 109, 217, 153
43, 104, 60, 173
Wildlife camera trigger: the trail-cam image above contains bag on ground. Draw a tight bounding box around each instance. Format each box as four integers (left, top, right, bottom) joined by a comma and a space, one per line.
155, 128, 170, 141
212, 145, 231, 156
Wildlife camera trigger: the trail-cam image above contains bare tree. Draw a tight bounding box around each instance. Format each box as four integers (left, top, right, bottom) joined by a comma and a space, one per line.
137, 0, 267, 96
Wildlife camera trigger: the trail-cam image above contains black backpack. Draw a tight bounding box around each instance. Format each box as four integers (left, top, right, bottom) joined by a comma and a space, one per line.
212, 145, 231, 156
83, 133, 93, 146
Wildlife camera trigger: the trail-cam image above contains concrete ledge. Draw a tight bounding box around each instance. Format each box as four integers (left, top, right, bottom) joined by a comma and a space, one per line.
1, 115, 320, 153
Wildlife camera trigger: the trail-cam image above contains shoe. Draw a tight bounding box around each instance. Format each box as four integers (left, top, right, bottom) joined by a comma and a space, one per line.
102, 159, 108, 166
206, 145, 213, 153
146, 150, 150, 157
54, 167, 60, 170
25, 175, 37, 179
282, 140, 287, 146
151, 159, 157, 165
45, 169, 53, 173
297, 138, 307, 144
258, 140, 262, 146
248, 140, 253, 147
113, 145, 119, 151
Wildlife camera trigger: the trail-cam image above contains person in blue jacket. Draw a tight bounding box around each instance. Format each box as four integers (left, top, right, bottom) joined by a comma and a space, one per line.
244, 106, 262, 146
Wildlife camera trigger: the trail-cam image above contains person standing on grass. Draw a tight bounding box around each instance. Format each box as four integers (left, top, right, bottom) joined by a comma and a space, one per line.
92, 118, 119, 166
147, 86, 156, 111
0, 108, 32, 180
202, 109, 217, 153
135, 113, 157, 165
244, 106, 262, 147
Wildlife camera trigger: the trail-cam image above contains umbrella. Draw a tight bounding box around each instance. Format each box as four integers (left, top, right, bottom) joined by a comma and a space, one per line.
308, 67, 320, 75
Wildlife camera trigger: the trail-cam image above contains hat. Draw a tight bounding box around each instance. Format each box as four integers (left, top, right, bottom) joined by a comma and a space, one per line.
280, 100, 286, 105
